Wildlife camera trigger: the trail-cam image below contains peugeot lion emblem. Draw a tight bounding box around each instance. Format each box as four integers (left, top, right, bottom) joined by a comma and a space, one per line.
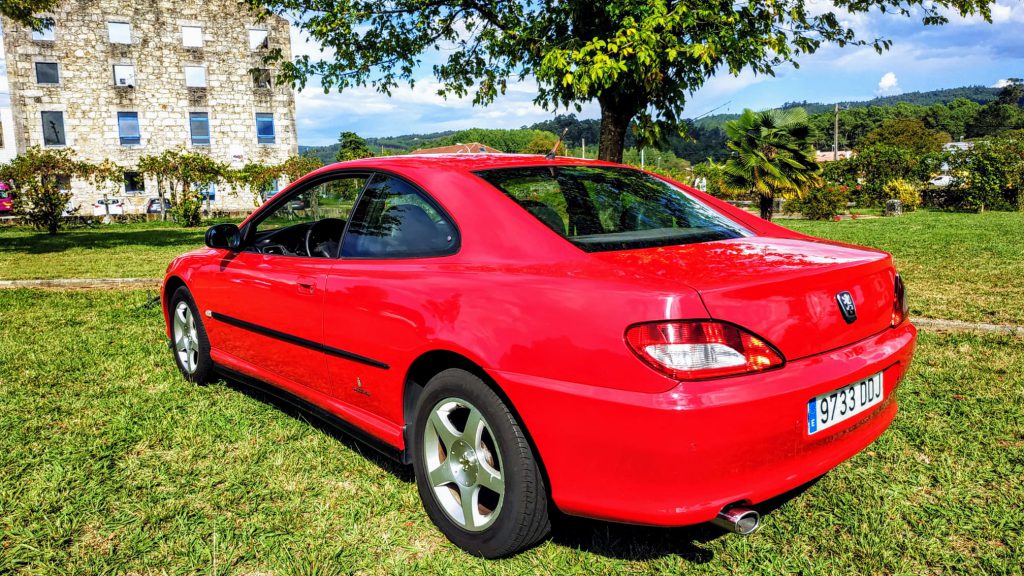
836, 291, 857, 324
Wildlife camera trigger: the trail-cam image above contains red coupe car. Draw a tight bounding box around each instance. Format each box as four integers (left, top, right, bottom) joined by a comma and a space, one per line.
162, 154, 916, 557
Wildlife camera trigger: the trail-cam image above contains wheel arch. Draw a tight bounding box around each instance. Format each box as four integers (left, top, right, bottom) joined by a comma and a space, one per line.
162, 275, 188, 331
402, 350, 552, 500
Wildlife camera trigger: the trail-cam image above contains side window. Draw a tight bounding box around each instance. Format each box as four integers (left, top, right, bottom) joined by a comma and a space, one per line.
342, 175, 457, 259
248, 173, 369, 257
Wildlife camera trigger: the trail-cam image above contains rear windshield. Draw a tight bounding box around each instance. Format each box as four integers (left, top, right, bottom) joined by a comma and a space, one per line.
475, 166, 749, 252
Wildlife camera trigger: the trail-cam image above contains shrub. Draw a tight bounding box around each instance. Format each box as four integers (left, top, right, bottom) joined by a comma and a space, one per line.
786, 183, 849, 220
882, 179, 921, 212
138, 150, 230, 226
855, 145, 920, 206
0, 147, 120, 235
944, 137, 1024, 212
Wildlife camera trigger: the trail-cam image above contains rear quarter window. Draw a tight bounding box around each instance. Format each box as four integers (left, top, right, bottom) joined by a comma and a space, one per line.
475, 166, 750, 252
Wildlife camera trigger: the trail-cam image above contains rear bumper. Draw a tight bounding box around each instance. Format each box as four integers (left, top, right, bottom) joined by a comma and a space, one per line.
496, 322, 917, 526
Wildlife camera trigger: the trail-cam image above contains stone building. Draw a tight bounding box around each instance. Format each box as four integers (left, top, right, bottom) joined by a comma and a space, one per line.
1, 0, 297, 214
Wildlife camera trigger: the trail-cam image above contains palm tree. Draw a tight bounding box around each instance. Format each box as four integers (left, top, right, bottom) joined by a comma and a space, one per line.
723, 108, 821, 220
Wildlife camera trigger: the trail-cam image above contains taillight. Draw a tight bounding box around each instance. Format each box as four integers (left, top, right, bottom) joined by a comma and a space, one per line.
892, 273, 908, 327
625, 321, 784, 380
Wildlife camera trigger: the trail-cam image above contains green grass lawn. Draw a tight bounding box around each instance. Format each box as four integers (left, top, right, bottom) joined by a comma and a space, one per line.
0, 222, 206, 281
1, 288, 1021, 574
783, 210, 1024, 325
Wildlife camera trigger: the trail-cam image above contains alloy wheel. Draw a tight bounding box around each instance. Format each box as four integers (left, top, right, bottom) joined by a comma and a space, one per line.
422, 397, 505, 532
173, 300, 200, 374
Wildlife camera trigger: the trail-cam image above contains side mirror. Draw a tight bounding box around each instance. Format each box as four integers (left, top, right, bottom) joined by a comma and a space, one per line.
205, 223, 241, 251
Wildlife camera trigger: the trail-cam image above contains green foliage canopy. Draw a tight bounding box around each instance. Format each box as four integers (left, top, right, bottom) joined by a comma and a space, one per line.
858, 118, 950, 154
250, 0, 998, 163
336, 132, 373, 162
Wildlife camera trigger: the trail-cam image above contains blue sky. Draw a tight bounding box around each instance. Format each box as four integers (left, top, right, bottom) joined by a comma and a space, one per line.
1, 2, 1021, 146
290, 1, 1024, 145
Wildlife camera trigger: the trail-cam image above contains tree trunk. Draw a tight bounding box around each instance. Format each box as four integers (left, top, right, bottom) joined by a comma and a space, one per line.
759, 194, 774, 221
597, 95, 635, 163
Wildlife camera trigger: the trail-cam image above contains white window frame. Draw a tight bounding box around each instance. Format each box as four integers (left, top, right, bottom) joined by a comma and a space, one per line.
248, 28, 269, 51
113, 64, 136, 87
107, 21, 132, 44
181, 26, 203, 48
184, 66, 207, 88
32, 23, 55, 42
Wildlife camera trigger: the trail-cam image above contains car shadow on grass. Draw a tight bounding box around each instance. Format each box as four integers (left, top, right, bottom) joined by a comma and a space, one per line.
218, 374, 414, 482
545, 479, 818, 561
217, 370, 820, 561
0, 228, 205, 255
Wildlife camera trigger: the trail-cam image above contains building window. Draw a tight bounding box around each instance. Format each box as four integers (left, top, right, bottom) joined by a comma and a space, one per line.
32, 23, 55, 42
253, 68, 272, 89
181, 26, 203, 48
41, 111, 66, 146
117, 112, 140, 146
35, 62, 60, 84
189, 112, 210, 146
194, 182, 216, 201
113, 64, 136, 87
248, 29, 269, 50
256, 113, 275, 144
124, 171, 145, 194
108, 21, 131, 44
184, 66, 207, 88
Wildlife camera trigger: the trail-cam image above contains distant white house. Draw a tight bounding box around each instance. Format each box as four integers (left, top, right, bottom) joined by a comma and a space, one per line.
943, 142, 974, 153
815, 150, 854, 163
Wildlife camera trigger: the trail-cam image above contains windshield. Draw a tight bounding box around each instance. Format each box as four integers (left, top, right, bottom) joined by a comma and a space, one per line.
475, 166, 750, 252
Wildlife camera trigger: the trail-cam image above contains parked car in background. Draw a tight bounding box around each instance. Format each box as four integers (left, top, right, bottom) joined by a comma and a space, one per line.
162, 155, 916, 558
92, 198, 125, 217
146, 197, 172, 214
0, 184, 12, 214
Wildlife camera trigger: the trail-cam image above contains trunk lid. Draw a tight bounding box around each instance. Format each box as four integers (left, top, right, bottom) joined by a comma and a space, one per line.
595, 236, 896, 361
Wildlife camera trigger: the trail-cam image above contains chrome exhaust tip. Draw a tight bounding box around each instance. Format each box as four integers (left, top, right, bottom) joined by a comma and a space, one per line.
711, 506, 760, 535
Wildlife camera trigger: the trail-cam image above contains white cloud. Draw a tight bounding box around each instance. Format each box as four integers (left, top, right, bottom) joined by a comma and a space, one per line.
877, 72, 900, 95
944, 1, 1024, 25
992, 78, 1014, 88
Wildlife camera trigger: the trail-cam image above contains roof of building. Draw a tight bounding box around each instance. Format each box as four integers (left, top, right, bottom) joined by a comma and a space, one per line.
409, 142, 502, 154
815, 150, 855, 163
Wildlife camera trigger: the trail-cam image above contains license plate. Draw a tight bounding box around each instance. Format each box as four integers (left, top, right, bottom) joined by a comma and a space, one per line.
807, 372, 884, 435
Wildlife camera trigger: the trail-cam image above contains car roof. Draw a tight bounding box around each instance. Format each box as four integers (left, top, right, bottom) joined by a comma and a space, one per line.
313, 153, 621, 175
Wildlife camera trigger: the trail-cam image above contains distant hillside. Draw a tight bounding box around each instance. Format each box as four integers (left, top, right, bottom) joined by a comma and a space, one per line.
301, 130, 459, 164
695, 86, 1002, 128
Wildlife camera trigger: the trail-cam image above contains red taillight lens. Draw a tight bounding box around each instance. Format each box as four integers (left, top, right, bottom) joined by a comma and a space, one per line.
892, 273, 908, 327
625, 321, 784, 380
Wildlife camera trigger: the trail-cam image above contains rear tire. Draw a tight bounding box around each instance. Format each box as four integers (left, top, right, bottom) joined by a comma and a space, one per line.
412, 368, 550, 558
169, 286, 213, 384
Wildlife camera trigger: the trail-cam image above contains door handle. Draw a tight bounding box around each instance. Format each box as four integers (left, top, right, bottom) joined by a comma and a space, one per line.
297, 277, 316, 294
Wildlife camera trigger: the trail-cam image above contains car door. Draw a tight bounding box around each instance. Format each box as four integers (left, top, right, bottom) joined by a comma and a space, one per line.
203, 172, 370, 395
323, 174, 460, 428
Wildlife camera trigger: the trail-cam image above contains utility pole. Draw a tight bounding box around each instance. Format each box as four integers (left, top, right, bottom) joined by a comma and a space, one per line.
581, 138, 586, 159
833, 103, 840, 161
641, 148, 645, 169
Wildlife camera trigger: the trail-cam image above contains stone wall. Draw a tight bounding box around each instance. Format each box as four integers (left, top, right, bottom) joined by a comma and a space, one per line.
1, 0, 297, 214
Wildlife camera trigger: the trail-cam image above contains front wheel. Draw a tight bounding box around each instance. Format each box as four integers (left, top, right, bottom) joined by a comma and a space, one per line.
169, 286, 213, 384
412, 368, 550, 558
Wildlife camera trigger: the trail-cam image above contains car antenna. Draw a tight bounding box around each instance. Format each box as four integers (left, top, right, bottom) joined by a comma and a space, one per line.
545, 127, 569, 160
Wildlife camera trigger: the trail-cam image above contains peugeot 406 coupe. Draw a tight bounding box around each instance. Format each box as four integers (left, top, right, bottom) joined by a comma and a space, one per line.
162, 154, 916, 557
